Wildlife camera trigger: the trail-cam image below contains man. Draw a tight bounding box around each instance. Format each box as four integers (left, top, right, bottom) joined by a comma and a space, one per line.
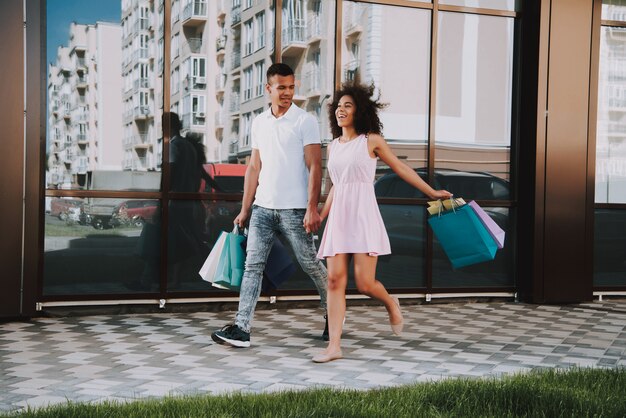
211, 63, 328, 348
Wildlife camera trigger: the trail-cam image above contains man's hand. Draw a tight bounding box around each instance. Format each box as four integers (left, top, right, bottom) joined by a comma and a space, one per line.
303, 208, 322, 234
234, 209, 250, 228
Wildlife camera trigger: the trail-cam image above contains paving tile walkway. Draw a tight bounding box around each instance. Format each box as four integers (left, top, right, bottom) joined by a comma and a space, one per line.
1, 300, 625, 413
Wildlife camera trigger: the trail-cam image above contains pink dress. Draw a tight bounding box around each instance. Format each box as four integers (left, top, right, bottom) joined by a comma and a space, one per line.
317, 134, 391, 258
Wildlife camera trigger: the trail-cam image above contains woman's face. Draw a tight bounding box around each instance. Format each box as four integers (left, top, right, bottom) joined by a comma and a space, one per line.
335, 95, 356, 129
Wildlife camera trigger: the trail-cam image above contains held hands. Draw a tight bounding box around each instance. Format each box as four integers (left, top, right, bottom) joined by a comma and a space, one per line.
429, 189, 453, 200
303, 208, 322, 234
234, 209, 250, 228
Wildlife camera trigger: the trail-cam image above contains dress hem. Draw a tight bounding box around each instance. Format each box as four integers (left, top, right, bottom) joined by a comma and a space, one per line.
317, 250, 391, 260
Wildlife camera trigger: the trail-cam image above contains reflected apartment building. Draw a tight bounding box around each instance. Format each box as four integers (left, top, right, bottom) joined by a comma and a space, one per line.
121, 0, 162, 171
47, 22, 123, 189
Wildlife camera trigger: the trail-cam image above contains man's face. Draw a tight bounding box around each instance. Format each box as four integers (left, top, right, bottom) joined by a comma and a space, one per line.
266, 74, 295, 110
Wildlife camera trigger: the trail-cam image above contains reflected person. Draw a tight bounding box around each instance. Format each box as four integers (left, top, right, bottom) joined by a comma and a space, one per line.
133, 112, 209, 290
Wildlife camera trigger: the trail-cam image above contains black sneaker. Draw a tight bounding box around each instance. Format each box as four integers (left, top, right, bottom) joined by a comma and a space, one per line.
322, 315, 329, 341
211, 324, 250, 348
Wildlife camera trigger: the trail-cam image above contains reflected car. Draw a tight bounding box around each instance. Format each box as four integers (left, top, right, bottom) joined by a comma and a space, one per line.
111, 200, 159, 227
374, 169, 510, 257
49, 198, 83, 220
201, 163, 247, 245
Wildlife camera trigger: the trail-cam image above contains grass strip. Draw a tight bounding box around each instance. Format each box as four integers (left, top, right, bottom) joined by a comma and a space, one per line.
8, 367, 626, 418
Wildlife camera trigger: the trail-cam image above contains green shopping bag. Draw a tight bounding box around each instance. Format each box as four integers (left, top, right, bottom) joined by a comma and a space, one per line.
213, 226, 246, 291
428, 202, 498, 269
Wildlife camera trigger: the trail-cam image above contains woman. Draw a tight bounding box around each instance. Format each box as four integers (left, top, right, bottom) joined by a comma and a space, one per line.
313, 83, 452, 363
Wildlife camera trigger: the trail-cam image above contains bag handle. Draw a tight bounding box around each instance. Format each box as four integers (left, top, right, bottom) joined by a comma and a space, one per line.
435, 197, 460, 217
232, 224, 248, 236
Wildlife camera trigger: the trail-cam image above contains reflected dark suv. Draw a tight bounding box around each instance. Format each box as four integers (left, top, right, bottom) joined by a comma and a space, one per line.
374, 169, 510, 257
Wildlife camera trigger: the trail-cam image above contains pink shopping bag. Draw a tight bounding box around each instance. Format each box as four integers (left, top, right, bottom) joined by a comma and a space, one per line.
468, 201, 505, 249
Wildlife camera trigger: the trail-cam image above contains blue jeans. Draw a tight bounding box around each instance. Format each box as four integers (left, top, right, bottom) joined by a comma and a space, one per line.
235, 205, 328, 332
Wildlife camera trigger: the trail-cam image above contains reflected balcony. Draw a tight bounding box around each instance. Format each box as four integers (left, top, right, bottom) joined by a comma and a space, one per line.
282, 22, 306, 57
75, 56, 88, 71
133, 77, 151, 91
343, 60, 359, 82
133, 105, 153, 120
215, 111, 225, 129
229, 140, 239, 155
182, 1, 208, 27
133, 156, 148, 171
183, 38, 206, 55
76, 133, 89, 144
62, 104, 72, 120
231, 50, 241, 71
229, 93, 241, 113
608, 97, 626, 111
307, 16, 322, 43
132, 131, 150, 148
344, 5, 365, 38
74, 163, 89, 175
51, 100, 60, 115
73, 75, 88, 89
181, 111, 206, 128
183, 75, 207, 91
215, 73, 226, 94
74, 107, 89, 123
303, 69, 322, 98
292, 73, 305, 103
216, 35, 227, 55
133, 19, 150, 33
231, 5, 241, 26
132, 47, 151, 65
217, 0, 226, 19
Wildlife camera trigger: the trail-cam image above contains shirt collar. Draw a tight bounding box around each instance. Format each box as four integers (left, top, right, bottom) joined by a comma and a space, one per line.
265, 103, 299, 121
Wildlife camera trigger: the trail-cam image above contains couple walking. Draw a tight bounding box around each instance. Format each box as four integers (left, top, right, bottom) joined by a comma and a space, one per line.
211, 63, 451, 363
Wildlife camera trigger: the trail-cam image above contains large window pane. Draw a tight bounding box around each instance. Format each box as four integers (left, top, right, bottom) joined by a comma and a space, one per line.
46, 0, 162, 191
341, 2, 430, 149
435, 12, 514, 200
596, 27, 626, 203
594, 209, 626, 287
602, 0, 626, 21
439, 0, 520, 12
43, 197, 161, 295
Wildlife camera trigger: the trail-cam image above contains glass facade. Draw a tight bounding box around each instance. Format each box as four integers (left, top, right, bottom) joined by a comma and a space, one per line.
43, 0, 522, 301
595, 2, 626, 288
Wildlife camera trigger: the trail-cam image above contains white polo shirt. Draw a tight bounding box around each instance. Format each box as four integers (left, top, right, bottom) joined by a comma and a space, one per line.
252, 104, 321, 209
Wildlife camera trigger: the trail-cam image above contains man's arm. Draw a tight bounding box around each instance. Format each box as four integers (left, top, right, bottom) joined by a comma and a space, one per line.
234, 148, 261, 228
303, 144, 322, 233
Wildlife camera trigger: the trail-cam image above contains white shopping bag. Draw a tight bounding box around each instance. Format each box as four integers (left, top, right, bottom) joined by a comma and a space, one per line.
199, 232, 228, 283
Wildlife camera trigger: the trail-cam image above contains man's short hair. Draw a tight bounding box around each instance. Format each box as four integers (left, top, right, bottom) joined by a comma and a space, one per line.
266, 63, 294, 83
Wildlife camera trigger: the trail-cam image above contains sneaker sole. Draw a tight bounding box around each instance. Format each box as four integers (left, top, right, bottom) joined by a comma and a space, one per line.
211, 332, 250, 348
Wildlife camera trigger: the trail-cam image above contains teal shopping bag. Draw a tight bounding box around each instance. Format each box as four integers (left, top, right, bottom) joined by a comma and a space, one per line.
428, 204, 498, 269
213, 226, 246, 291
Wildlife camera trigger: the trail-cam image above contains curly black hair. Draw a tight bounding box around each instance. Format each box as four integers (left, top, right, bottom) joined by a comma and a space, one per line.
328, 82, 387, 139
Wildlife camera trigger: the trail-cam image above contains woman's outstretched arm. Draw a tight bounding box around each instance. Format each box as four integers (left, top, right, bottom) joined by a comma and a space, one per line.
368, 133, 452, 200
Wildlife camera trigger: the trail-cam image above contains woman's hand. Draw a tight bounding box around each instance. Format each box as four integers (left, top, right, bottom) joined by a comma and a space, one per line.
429, 189, 453, 200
